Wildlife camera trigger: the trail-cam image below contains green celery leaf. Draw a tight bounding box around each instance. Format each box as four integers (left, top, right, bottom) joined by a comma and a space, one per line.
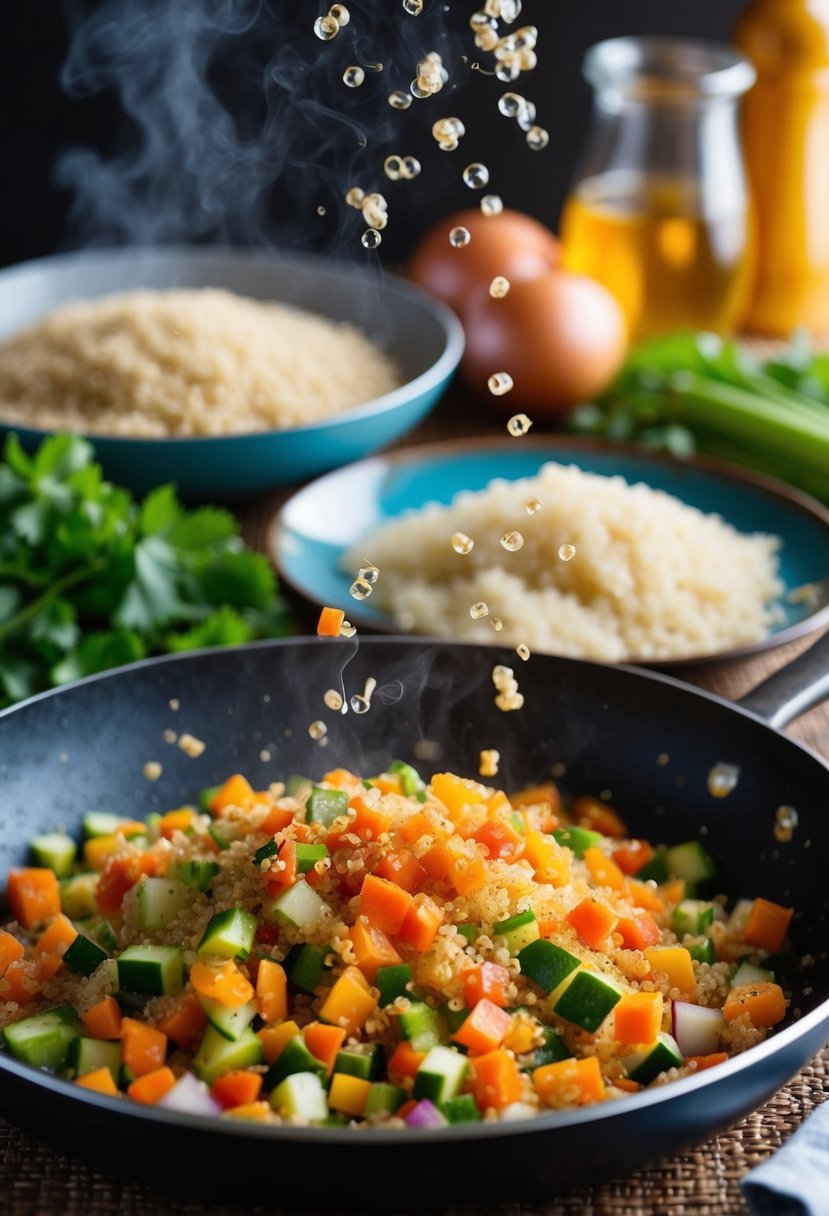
164, 606, 255, 652
52, 629, 147, 686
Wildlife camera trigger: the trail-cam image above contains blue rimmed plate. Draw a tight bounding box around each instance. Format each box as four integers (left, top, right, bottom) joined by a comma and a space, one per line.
270, 435, 829, 667
0, 247, 464, 500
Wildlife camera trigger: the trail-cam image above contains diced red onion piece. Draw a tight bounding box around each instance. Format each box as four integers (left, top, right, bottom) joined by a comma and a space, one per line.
404, 1099, 448, 1128
671, 1000, 725, 1058
157, 1072, 222, 1117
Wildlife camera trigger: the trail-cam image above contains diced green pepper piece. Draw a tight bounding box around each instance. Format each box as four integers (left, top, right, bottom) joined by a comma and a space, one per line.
306, 787, 349, 827
511, 811, 526, 836
376, 963, 412, 1007
687, 937, 717, 965
553, 826, 603, 858
517, 939, 580, 995
554, 970, 621, 1033
295, 843, 329, 874
63, 934, 109, 978
388, 759, 426, 798
456, 924, 477, 945
29, 832, 77, 878
440, 1093, 482, 1123
493, 908, 539, 954
197, 907, 256, 961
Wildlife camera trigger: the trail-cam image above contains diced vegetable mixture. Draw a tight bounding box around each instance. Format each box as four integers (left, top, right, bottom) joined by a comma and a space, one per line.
0, 762, 793, 1127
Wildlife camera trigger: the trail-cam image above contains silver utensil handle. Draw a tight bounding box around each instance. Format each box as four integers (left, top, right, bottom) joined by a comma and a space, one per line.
739, 629, 829, 729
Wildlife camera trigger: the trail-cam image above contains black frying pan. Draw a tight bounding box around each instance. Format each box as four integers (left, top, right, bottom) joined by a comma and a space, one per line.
1, 635, 828, 1211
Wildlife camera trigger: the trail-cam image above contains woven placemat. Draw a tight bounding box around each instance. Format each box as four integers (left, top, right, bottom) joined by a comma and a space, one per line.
2, 1043, 828, 1216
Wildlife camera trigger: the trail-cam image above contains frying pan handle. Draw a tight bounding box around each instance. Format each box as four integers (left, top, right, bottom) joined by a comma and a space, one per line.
738, 629, 829, 729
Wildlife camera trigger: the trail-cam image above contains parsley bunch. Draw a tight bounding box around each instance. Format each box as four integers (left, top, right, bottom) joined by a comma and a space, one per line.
0, 433, 292, 708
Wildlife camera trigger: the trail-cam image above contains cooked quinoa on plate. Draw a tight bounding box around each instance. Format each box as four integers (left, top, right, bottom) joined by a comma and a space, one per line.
0, 760, 793, 1127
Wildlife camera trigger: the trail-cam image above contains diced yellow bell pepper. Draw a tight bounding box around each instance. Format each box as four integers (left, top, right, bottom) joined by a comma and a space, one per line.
223, 1101, 272, 1122
523, 829, 571, 886
328, 1073, 372, 1117
644, 946, 696, 997
430, 772, 488, 820
319, 966, 378, 1036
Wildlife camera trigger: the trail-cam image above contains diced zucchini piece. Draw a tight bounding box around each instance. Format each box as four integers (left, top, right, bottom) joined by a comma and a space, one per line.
525, 1025, 571, 1069
553, 826, 603, 858
553, 970, 621, 1033
270, 1071, 328, 1121
398, 1001, 445, 1051
193, 1025, 264, 1086
197, 907, 256, 961
730, 960, 775, 988
295, 843, 329, 874
636, 846, 669, 883
376, 963, 412, 1007
264, 1036, 328, 1090
440, 1093, 483, 1123
199, 997, 257, 1042
673, 900, 715, 937
137, 877, 192, 933
306, 786, 349, 827
266, 880, 327, 933
95, 922, 119, 954
285, 942, 330, 992
208, 823, 230, 851
665, 841, 716, 884
517, 939, 580, 995
68, 1036, 121, 1082
60, 873, 99, 920
625, 1031, 683, 1085
688, 937, 717, 965
456, 924, 478, 946
413, 1045, 468, 1105
63, 934, 109, 978
334, 1043, 386, 1081
83, 812, 141, 840
493, 909, 539, 954
388, 759, 426, 798
29, 832, 77, 878
199, 785, 221, 814
117, 945, 183, 996
3, 1006, 82, 1072
176, 859, 220, 892
364, 1081, 407, 1116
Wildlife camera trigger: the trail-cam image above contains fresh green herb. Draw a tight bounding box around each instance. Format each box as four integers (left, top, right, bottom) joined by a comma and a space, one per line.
567, 331, 829, 504
0, 433, 291, 708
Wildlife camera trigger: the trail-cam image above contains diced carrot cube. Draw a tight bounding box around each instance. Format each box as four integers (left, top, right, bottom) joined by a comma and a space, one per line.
6, 868, 61, 929
472, 816, 525, 863
157, 993, 206, 1049
210, 1070, 263, 1110
452, 998, 512, 1055
373, 847, 427, 894
0, 960, 41, 1004
76, 1067, 119, 1096
127, 1065, 176, 1105
613, 840, 655, 876
625, 878, 666, 914
398, 810, 445, 846
387, 1040, 425, 1081
210, 774, 256, 815
533, 1055, 605, 1106
468, 1049, 524, 1111
430, 772, 487, 820
583, 846, 626, 892
359, 874, 414, 935
686, 1051, 729, 1072
0, 931, 24, 975
722, 981, 786, 1028
743, 899, 794, 954
397, 892, 444, 952
614, 991, 663, 1045
462, 961, 511, 1009
510, 783, 562, 824
33, 913, 78, 959
263, 839, 297, 889
255, 959, 288, 1024
121, 1018, 168, 1078
571, 795, 627, 838
566, 897, 619, 949
83, 997, 123, 1041
317, 606, 345, 637
96, 853, 156, 916
347, 795, 393, 842
303, 1022, 347, 1075
348, 921, 402, 984
616, 910, 661, 951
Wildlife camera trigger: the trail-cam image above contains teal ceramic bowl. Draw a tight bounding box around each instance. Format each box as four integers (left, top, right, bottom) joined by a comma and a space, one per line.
0, 247, 464, 500
271, 436, 829, 666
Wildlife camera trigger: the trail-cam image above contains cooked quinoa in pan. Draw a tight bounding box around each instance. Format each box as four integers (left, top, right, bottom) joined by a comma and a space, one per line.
0, 761, 793, 1127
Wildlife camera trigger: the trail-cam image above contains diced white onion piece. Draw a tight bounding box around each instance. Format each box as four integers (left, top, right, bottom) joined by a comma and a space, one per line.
671, 1000, 725, 1058
157, 1072, 222, 1117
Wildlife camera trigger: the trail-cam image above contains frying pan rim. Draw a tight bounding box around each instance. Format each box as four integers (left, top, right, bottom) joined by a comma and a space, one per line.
0, 635, 827, 1144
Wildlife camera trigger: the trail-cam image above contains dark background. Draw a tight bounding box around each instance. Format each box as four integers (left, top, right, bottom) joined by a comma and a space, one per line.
0, 1, 746, 270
